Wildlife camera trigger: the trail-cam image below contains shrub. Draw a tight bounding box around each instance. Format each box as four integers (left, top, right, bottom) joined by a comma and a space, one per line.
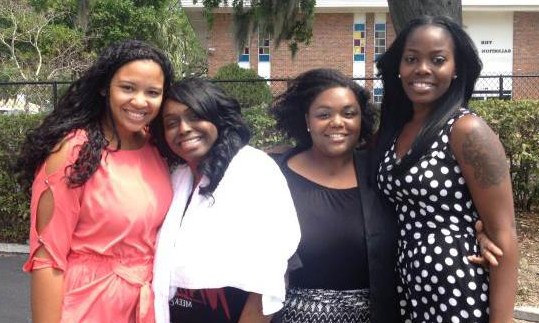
0, 113, 44, 243
242, 104, 289, 150
470, 99, 539, 211
213, 64, 273, 109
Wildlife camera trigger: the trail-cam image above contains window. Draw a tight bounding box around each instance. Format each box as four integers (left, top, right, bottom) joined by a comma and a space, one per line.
353, 23, 366, 62
239, 47, 250, 63
374, 23, 386, 61
258, 34, 270, 62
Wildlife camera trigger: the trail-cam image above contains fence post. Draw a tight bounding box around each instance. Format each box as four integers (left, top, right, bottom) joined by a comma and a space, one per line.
499, 75, 504, 99
52, 82, 58, 110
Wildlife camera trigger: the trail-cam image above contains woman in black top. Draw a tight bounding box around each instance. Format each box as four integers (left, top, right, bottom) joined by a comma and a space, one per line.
271, 68, 399, 323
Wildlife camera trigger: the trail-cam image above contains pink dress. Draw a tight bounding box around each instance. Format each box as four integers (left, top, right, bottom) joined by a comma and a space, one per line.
23, 130, 173, 323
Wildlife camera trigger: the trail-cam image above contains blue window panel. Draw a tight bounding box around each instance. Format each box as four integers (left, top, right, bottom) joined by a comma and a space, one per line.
375, 23, 386, 31
354, 54, 365, 62
354, 23, 365, 32
374, 88, 384, 95
259, 54, 270, 62
238, 54, 249, 62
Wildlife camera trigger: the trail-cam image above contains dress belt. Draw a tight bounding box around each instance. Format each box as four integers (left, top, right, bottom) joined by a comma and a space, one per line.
113, 262, 155, 323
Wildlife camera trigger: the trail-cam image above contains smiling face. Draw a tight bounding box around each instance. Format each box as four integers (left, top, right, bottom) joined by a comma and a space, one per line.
305, 86, 361, 158
162, 99, 218, 170
107, 59, 165, 142
399, 25, 457, 111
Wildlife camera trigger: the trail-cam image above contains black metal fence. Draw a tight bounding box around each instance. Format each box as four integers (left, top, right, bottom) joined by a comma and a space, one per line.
1, 75, 538, 114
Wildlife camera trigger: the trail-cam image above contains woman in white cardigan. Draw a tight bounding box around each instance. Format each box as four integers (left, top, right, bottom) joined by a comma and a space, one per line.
150, 77, 301, 323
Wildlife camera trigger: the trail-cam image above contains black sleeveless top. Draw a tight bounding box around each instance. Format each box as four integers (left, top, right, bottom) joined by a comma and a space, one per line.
278, 149, 370, 290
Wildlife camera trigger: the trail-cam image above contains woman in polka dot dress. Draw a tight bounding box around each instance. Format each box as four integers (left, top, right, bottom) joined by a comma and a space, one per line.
375, 16, 518, 323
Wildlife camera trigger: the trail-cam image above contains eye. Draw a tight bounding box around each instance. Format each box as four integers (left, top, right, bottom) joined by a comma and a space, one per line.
187, 113, 202, 122
163, 118, 178, 129
432, 56, 446, 65
403, 55, 417, 63
315, 112, 330, 120
343, 109, 359, 118
120, 84, 134, 92
147, 89, 162, 97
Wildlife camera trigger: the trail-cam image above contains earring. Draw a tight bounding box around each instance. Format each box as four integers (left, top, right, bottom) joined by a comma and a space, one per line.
453, 75, 458, 79
307, 128, 310, 132
398, 74, 401, 79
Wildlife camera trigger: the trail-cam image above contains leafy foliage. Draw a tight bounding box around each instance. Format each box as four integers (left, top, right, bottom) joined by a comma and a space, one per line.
88, 0, 160, 50
152, 1, 207, 76
195, 0, 315, 55
0, 113, 43, 243
470, 100, 539, 211
242, 103, 288, 149
213, 63, 272, 108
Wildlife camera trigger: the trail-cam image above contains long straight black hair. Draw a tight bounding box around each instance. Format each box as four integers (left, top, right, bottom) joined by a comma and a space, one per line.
375, 15, 482, 174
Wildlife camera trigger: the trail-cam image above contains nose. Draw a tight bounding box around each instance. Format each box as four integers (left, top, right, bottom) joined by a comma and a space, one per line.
330, 115, 344, 128
415, 60, 431, 75
178, 119, 192, 135
131, 91, 148, 108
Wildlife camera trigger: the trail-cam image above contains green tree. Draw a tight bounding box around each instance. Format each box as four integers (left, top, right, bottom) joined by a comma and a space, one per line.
0, 0, 88, 81
87, 0, 207, 76
152, 2, 207, 76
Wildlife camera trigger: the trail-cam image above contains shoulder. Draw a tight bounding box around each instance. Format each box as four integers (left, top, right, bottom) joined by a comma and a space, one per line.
44, 129, 88, 174
449, 113, 496, 146
233, 145, 275, 166
449, 113, 508, 187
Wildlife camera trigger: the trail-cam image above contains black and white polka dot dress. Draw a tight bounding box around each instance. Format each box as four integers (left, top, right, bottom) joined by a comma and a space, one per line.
377, 109, 489, 323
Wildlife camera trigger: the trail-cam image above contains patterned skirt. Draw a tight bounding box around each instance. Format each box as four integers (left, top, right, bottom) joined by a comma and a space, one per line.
277, 287, 370, 323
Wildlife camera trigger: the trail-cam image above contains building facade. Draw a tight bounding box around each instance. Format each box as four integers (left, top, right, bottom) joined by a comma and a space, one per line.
181, 0, 539, 99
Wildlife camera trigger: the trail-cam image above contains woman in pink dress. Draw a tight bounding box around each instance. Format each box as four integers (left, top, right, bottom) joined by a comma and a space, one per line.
14, 40, 174, 323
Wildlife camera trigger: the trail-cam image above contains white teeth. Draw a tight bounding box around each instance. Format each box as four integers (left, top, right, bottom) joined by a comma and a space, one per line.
329, 134, 345, 139
126, 110, 146, 121
181, 137, 200, 146
412, 82, 433, 89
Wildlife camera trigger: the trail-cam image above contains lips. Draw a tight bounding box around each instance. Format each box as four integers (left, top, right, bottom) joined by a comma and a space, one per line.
179, 136, 202, 149
124, 108, 147, 121
409, 81, 435, 92
326, 133, 348, 142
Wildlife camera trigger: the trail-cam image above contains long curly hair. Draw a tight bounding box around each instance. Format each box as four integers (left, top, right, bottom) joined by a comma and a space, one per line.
14, 40, 174, 193
271, 68, 375, 150
150, 77, 251, 197
375, 15, 482, 174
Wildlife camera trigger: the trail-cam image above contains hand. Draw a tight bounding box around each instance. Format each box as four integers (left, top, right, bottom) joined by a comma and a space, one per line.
468, 220, 503, 267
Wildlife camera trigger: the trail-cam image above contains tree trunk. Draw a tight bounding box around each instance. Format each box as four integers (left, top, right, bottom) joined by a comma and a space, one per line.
76, 0, 91, 32
387, 0, 462, 34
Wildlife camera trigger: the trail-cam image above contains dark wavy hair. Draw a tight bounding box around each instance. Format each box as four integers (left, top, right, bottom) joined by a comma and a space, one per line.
375, 15, 482, 174
150, 77, 251, 197
14, 40, 174, 194
271, 68, 375, 150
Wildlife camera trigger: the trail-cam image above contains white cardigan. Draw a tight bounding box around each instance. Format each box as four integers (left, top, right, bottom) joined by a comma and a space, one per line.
153, 145, 301, 322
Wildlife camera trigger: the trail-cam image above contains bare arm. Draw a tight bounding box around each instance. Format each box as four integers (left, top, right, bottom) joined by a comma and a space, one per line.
451, 115, 518, 323
30, 141, 74, 323
31, 264, 63, 323
238, 293, 273, 323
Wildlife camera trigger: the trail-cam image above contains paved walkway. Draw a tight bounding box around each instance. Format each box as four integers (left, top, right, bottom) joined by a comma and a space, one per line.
1, 243, 538, 322
0, 251, 30, 323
